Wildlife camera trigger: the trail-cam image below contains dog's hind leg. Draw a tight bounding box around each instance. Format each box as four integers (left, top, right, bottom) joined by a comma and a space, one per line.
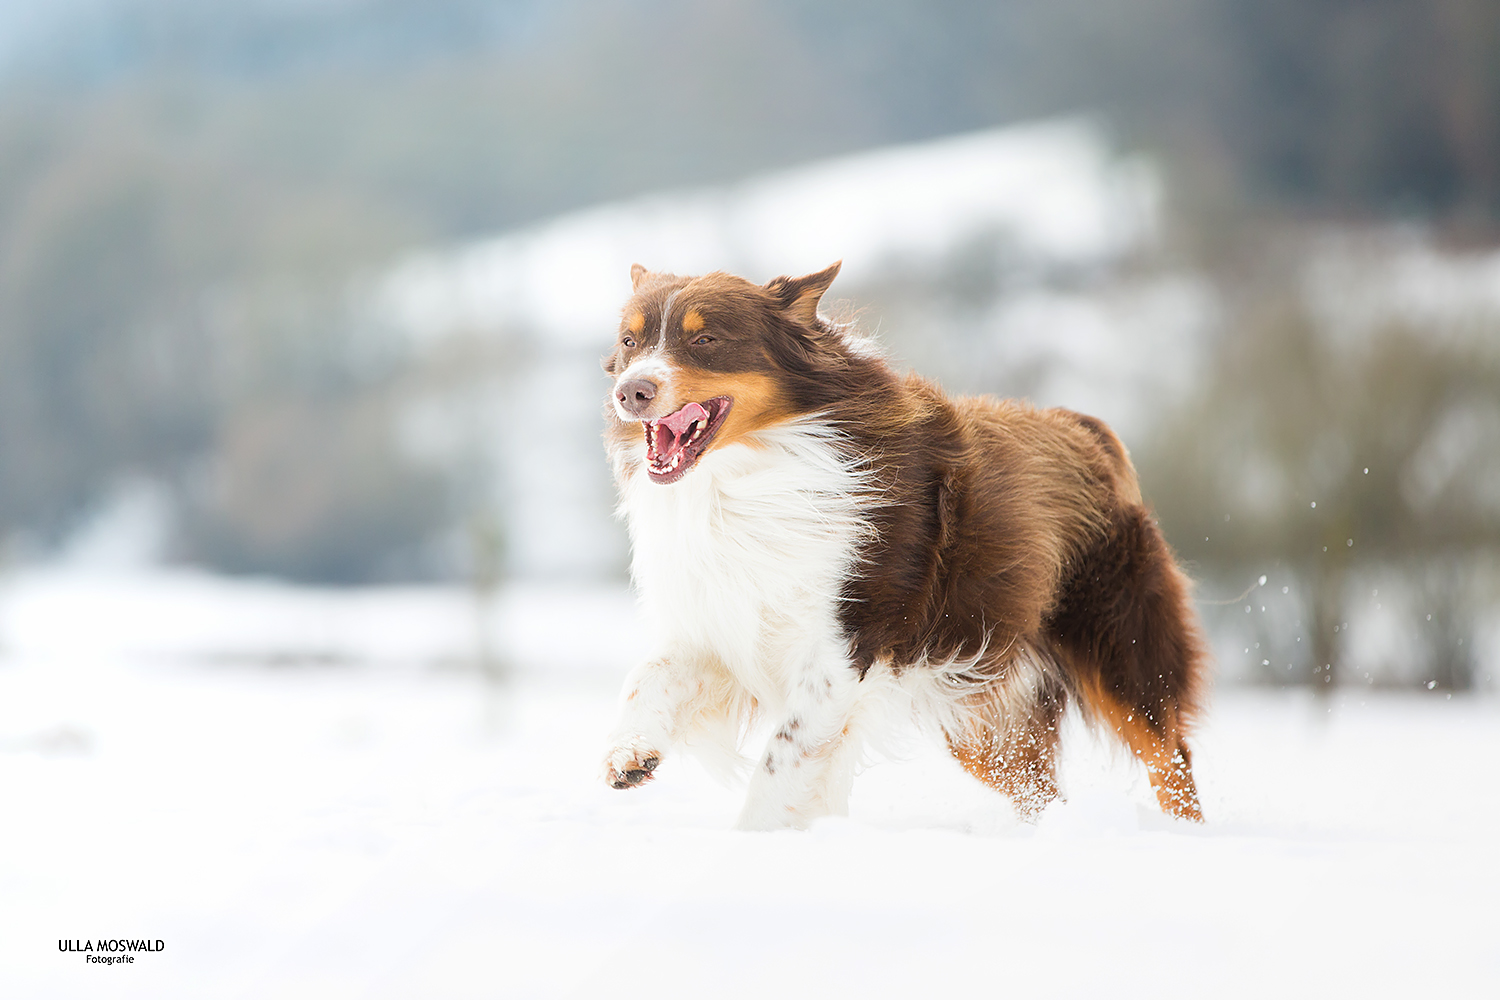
1077, 679, 1202, 821
945, 659, 1068, 820
1051, 504, 1209, 822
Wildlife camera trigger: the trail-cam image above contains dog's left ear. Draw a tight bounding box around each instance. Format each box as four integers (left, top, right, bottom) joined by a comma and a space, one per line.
630, 263, 651, 291
766, 261, 841, 327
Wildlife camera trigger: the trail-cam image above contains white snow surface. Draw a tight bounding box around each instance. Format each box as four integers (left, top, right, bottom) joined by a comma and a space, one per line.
2, 570, 1496, 998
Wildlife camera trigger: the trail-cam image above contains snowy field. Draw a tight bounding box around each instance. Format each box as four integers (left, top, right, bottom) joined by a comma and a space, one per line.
2, 570, 1497, 998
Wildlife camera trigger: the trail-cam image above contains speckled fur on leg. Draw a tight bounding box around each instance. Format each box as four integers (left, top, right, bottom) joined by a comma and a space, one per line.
945, 658, 1069, 819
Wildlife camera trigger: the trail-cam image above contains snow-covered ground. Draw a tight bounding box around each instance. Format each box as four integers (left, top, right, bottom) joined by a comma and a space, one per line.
2, 570, 1496, 998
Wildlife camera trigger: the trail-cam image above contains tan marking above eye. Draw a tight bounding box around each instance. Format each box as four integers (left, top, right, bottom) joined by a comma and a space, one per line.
682, 309, 705, 333
627, 312, 645, 334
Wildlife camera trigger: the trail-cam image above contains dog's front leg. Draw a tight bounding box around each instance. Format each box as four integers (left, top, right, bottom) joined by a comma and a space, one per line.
602, 654, 708, 789
735, 650, 862, 831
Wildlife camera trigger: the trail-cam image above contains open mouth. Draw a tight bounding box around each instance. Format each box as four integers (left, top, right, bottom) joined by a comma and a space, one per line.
643, 396, 732, 484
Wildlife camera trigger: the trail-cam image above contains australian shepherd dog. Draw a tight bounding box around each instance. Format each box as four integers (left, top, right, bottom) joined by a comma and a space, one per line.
601, 262, 1208, 829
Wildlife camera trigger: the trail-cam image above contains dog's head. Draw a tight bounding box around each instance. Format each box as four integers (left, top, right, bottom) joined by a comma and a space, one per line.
603, 262, 842, 484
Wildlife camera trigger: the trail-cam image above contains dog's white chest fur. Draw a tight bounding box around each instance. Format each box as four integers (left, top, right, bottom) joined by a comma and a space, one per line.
618, 422, 868, 710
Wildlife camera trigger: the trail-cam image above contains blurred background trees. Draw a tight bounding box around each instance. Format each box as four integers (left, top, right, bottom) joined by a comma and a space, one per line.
0, 0, 1495, 686
1139, 228, 1500, 690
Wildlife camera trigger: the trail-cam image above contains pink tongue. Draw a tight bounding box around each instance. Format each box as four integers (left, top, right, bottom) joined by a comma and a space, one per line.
659, 401, 709, 436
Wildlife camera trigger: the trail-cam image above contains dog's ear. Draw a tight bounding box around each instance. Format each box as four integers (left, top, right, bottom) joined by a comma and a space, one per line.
630, 263, 651, 290
765, 261, 841, 327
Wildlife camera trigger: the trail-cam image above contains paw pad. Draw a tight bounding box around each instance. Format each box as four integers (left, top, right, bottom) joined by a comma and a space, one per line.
606, 752, 659, 789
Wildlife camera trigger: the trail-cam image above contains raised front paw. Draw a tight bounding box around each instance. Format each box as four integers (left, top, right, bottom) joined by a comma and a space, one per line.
603, 742, 661, 789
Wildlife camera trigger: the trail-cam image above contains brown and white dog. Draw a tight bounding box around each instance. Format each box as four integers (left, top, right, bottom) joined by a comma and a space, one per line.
601, 262, 1208, 829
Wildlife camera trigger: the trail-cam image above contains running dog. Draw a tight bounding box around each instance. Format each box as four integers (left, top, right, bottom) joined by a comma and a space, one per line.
601, 262, 1207, 829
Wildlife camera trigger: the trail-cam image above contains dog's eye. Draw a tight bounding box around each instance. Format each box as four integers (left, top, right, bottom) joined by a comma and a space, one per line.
692, 335, 714, 346
621, 336, 637, 348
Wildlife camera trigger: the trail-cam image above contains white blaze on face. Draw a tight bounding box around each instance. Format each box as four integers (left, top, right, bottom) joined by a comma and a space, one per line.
612, 355, 681, 423
656, 289, 686, 344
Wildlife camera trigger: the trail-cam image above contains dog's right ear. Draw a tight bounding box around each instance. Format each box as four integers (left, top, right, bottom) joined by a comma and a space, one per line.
630, 263, 651, 290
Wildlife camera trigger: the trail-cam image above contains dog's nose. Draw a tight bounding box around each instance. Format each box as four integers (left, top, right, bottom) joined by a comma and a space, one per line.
615, 378, 658, 416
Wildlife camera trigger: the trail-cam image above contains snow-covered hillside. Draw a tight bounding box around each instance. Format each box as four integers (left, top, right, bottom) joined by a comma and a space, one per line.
377, 119, 1156, 348
372, 120, 1186, 580
1, 571, 1495, 998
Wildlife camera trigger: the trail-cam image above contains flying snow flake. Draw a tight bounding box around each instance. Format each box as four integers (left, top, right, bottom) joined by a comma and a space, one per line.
1258, 575, 1267, 586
